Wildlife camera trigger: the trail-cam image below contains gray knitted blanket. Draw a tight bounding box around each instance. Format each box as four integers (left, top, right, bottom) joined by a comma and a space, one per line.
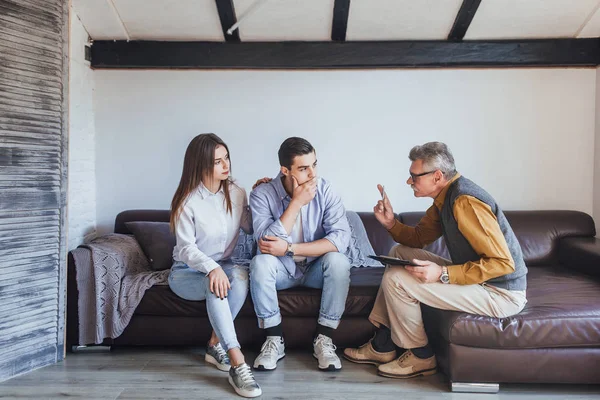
72, 234, 169, 345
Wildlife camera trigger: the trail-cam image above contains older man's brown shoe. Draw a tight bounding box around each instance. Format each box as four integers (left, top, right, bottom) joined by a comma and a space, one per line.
377, 350, 437, 379
343, 340, 397, 366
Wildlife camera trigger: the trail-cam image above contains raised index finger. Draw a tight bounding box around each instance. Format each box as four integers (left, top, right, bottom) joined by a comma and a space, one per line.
383, 191, 392, 208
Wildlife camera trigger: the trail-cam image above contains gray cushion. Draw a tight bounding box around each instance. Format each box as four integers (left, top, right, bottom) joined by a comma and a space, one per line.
230, 231, 256, 266
345, 211, 383, 267
125, 221, 175, 271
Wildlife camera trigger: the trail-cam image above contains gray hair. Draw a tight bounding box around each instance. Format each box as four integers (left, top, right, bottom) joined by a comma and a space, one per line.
409, 142, 457, 179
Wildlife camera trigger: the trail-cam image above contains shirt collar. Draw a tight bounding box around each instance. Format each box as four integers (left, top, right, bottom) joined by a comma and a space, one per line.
433, 172, 461, 210
198, 181, 225, 198
273, 172, 291, 201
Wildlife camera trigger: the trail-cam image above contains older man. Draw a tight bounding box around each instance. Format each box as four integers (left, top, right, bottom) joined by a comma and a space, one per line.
344, 142, 527, 379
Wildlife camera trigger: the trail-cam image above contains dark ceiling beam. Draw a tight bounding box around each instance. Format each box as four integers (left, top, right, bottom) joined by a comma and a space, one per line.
215, 0, 240, 42
91, 39, 600, 69
448, 0, 482, 41
331, 0, 351, 41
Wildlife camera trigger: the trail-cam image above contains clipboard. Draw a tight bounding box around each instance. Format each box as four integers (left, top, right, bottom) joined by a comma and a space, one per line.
368, 255, 418, 266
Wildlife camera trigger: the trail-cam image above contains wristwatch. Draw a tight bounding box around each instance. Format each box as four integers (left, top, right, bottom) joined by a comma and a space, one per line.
440, 266, 450, 284
285, 242, 295, 257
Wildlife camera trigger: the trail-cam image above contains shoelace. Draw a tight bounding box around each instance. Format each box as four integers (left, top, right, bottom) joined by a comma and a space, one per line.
213, 344, 228, 362
396, 350, 411, 364
260, 338, 280, 357
236, 364, 256, 385
315, 336, 337, 357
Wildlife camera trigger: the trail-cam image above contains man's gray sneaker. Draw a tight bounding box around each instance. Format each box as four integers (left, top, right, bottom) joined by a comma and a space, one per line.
205, 343, 230, 372
253, 336, 285, 371
313, 334, 342, 371
229, 363, 262, 398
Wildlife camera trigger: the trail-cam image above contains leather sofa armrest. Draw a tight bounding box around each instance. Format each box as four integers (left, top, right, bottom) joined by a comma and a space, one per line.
67, 249, 88, 349
558, 237, 600, 279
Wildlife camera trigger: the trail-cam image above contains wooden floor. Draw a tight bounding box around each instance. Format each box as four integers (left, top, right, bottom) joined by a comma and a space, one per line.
1, 347, 599, 400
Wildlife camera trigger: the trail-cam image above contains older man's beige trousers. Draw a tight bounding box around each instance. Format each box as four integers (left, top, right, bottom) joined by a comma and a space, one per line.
369, 244, 527, 349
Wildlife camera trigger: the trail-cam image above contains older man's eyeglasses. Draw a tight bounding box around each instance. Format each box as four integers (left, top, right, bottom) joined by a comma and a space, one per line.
409, 170, 436, 181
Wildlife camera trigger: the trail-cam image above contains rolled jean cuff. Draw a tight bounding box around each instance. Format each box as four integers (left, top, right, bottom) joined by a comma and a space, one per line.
258, 310, 282, 329
318, 313, 341, 329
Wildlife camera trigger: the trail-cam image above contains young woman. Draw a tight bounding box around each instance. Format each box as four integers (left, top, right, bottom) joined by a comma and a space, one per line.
169, 133, 261, 398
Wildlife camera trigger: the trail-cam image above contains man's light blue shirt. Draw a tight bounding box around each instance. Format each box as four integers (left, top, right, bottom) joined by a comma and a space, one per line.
249, 173, 351, 278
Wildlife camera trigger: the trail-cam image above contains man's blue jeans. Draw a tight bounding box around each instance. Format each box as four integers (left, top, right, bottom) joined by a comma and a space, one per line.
249, 252, 352, 330
168, 261, 248, 351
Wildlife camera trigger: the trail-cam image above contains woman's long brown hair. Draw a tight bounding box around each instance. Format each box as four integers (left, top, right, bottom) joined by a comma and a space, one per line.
170, 133, 233, 232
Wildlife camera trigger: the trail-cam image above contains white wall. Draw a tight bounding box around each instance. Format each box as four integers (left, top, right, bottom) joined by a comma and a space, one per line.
93, 69, 596, 234
67, 11, 97, 249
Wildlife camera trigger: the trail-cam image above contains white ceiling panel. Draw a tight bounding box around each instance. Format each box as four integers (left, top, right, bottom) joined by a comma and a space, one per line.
233, 0, 334, 41
72, 0, 128, 40
465, 0, 599, 39
578, 3, 600, 37
73, 0, 600, 42
113, 0, 224, 41
346, 0, 463, 40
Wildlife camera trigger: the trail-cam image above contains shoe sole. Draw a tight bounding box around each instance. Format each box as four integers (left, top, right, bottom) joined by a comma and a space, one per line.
205, 354, 231, 372
377, 367, 437, 379
253, 354, 285, 371
342, 353, 384, 366
228, 376, 262, 398
313, 354, 341, 371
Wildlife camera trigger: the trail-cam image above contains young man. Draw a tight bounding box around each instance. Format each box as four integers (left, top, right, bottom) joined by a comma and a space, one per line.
249, 137, 352, 371
344, 141, 527, 379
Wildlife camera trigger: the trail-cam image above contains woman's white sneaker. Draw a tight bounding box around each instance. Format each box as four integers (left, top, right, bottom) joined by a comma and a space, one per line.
229, 363, 262, 398
205, 343, 231, 372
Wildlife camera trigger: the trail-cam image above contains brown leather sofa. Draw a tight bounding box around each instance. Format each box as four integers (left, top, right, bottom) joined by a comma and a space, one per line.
67, 209, 600, 391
